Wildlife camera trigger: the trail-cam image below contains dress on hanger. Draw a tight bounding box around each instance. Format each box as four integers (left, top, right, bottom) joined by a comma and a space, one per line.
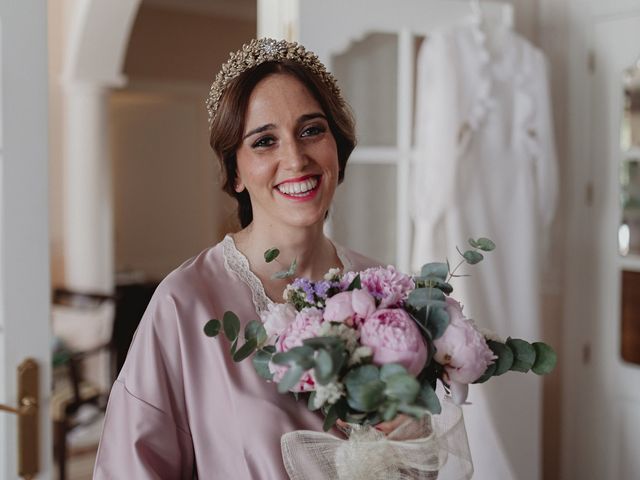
93, 235, 380, 479
411, 14, 558, 480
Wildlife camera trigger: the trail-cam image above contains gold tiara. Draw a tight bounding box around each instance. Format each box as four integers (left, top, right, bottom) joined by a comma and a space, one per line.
205, 38, 344, 129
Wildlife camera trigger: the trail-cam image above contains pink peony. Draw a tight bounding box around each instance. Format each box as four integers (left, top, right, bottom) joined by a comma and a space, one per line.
260, 302, 297, 344
433, 297, 495, 385
343, 266, 415, 308
269, 307, 324, 392
323, 290, 376, 326
359, 308, 428, 376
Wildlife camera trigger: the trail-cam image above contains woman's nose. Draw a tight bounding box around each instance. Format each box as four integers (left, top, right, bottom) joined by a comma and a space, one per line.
280, 138, 308, 171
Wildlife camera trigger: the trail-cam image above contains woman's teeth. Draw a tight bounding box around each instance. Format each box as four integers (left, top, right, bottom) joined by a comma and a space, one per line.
277, 177, 319, 196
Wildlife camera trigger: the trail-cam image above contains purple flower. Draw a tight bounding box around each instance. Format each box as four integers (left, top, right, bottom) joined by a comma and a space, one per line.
433, 297, 496, 388
359, 308, 428, 376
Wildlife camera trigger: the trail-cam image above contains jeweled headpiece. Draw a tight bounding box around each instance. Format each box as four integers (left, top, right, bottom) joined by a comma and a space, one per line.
206, 38, 344, 129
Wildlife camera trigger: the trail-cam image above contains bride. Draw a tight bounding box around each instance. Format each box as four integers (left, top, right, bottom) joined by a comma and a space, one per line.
93, 38, 410, 478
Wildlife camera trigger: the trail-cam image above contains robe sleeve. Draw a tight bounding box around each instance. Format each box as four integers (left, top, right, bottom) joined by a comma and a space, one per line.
94, 287, 195, 479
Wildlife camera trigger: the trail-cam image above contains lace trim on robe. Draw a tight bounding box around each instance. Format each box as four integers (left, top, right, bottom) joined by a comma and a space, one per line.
221, 235, 354, 314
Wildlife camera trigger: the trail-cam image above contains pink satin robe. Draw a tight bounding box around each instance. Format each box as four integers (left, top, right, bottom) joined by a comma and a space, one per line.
93, 235, 379, 479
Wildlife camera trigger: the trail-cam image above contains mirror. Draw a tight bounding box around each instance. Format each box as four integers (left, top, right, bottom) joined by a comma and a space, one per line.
619, 60, 640, 256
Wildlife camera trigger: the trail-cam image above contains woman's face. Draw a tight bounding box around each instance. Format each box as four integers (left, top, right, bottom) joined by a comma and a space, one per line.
235, 73, 339, 230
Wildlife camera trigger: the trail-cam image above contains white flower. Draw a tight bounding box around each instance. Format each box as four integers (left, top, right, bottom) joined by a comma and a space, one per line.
313, 381, 345, 409
348, 346, 373, 366
319, 323, 360, 352
260, 303, 297, 344
283, 284, 296, 302
478, 326, 504, 343
324, 268, 342, 281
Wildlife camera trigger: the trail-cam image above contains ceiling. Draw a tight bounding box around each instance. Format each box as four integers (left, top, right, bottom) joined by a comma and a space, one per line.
142, 0, 256, 21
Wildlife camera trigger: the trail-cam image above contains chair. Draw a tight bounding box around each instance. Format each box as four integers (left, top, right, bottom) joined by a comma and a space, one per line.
51, 289, 115, 480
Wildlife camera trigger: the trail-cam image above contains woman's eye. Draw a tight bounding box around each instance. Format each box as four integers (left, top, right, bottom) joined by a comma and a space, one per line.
301, 124, 326, 137
252, 136, 276, 148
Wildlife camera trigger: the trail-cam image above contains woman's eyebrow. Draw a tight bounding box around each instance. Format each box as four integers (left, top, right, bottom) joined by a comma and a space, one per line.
298, 112, 327, 124
243, 123, 275, 140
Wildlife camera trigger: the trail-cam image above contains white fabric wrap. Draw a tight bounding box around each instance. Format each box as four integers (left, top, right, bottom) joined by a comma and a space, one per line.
281, 398, 473, 480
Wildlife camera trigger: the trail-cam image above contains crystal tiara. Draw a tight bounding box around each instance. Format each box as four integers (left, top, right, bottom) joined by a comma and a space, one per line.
205, 38, 344, 129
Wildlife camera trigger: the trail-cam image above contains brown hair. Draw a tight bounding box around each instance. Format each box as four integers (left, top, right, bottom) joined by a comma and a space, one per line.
209, 60, 356, 228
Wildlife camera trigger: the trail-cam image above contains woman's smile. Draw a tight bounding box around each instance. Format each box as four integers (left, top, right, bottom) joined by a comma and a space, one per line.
274, 174, 322, 200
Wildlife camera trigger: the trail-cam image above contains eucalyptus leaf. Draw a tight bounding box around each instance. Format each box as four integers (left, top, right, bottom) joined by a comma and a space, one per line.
427, 306, 450, 340
417, 383, 441, 414
322, 402, 340, 431
346, 380, 386, 412
277, 365, 305, 393
507, 338, 536, 373
487, 340, 514, 376
308, 391, 320, 411
244, 320, 265, 342
252, 348, 274, 380
233, 337, 257, 362
532, 342, 557, 375
203, 319, 221, 337
272, 257, 298, 280
384, 374, 420, 403
380, 363, 408, 381
397, 404, 429, 418
314, 349, 334, 385
347, 274, 362, 291
407, 287, 446, 310
468, 238, 480, 248
303, 336, 344, 350
420, 262, 449, 281
473, 362, 497, 383
264, 247, 280, 263
382, 401, 399, 422
222, 311, 240, 341
344, 364, 380, 390
463, 250, 484, 265
272, 346, 315, 370
476, 237, 496, 251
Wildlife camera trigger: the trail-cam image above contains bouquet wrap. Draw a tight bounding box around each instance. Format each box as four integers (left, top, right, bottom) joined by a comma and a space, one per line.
281, 397, 473, 480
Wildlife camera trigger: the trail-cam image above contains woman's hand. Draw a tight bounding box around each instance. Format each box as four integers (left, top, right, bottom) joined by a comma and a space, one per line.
336, 414, 411, 435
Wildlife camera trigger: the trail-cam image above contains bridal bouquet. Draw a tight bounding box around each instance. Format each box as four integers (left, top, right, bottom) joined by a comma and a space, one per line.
204, 238, 556, 479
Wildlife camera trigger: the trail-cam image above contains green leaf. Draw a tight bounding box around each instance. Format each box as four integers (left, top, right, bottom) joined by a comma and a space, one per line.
476, 237, 496, 252
203, 319, 221, 337
384, 374, 420, 403
407, 287, 446, 310
487, 340, 514, 376
382, 401, 399, 421
507, 338, 536, 373
468, 238, 480, 248
463, 250, 484, 265
264, 247, 280, 263
532, 342, 557, 375
308, 391, 320, 411
420, 262, 448, 281
322, 402, 340, 431
233, 337, 257, 362
272, 257, 298, 280
314, 349, 334, 385
473, 362, 497, 383
417, 383, 441, 414
252, 348, 274, 380
346, 380, 386, 412
344, 364, 380, 389
427, 306, 450, 340
380, 363, 408, 381
347, 274, 361, 291
272, 346, 315, 370
277, 365, 305, 393
397, 404, 429, 418
222, 311, 240, 341
303, 336, 344, 350
244, 320, 267, 345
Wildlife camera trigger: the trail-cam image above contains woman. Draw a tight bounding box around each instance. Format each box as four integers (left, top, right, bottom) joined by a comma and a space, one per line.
93, 38, 407, 479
